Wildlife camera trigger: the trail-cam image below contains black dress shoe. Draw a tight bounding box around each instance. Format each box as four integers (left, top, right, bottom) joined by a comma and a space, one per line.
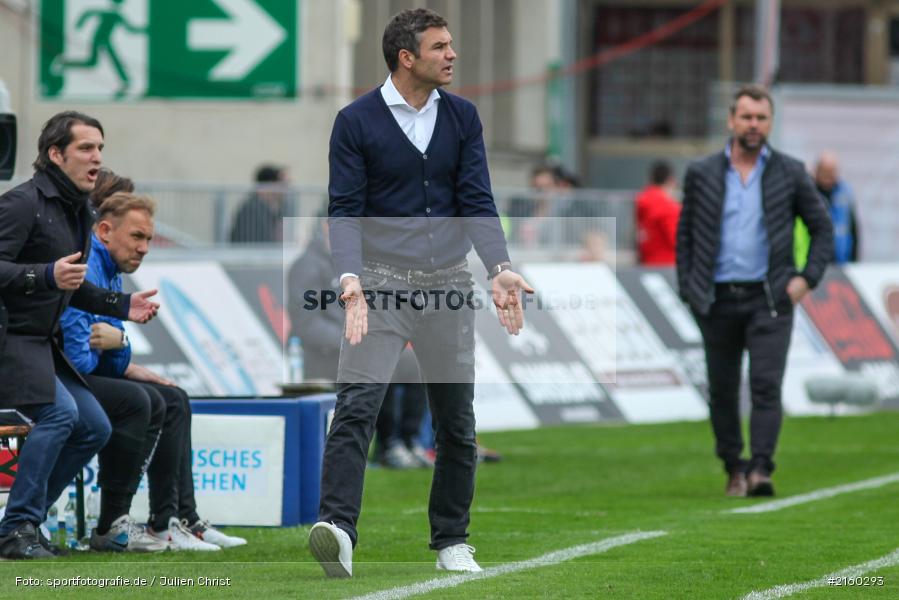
747, 470, 775, 497
0, 522, 57, 559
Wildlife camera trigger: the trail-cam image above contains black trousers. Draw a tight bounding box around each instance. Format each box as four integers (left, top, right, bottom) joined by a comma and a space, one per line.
693, 284, 793, 476
319, 271, 477, 550
86, 375, 165, 501
141, 383, 199, 530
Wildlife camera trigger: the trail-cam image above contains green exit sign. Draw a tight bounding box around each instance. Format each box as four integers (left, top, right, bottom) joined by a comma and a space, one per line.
39, 0, 298, 100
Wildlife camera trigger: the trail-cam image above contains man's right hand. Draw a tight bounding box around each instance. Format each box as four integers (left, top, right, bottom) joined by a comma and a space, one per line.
124, 363, 176, 386
340, 276, 368, 346
54, 252, 87, 290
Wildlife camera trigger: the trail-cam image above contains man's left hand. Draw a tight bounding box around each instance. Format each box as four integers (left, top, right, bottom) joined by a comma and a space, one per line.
491, 270, 535, 335
128, 289, 159, 323
786, 276, 810, 305
90, 322, 125, 350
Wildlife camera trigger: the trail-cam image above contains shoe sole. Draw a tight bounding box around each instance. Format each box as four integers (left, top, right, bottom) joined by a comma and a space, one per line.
436, 563, 483, 573
309, 525, 351, 578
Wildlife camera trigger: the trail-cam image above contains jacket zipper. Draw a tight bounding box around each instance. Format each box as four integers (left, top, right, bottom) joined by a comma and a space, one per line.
763, 280, 778, 318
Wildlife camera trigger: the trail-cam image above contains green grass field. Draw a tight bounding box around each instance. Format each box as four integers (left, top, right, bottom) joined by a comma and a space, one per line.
2, 411, 898, 599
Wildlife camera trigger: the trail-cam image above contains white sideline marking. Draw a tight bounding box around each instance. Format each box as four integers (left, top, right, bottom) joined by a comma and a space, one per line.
726, 472, 899, 514
741, 547, 899, 599
400, 507, 605, 517
349, 530, 667, 600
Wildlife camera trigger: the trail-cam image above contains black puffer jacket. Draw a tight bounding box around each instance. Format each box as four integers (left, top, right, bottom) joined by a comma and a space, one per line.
676, 148, 834, 316
0, 167, 130, 407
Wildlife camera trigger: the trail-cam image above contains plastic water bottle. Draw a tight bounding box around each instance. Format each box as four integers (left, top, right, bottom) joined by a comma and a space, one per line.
287, 336, 304, 383
56, 502, 66, 546
44, 504, 58, 545
63, 492, 77, 549
86, 486, 100, 534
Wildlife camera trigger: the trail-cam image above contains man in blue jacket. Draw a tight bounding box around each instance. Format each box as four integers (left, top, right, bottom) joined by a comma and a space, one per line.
308, 8, 533, 578
60, 191, 244, 552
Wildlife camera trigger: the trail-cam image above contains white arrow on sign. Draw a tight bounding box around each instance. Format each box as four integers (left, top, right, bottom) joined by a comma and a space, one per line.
188, 0, 287, 81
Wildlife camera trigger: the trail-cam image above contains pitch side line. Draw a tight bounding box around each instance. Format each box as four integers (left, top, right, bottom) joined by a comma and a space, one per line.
348, 530, 667, 600
726, 472, 899, 515
741, 547, 899, 599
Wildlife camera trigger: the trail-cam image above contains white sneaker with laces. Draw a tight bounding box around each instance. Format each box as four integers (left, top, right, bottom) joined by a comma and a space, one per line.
436, 544, 483, 572
150, 517, 220, 551
309, 521, 353, 578
127, 520, 169, 553
188, 519, 247, 548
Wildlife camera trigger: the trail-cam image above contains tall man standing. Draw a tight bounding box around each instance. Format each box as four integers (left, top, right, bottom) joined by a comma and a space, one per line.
676, 85, 833, 498
309, 8, 533, 578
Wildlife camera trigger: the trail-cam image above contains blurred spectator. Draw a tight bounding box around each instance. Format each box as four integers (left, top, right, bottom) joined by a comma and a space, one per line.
287, 221, 431, 469
815, 152, 858, 263
507, 164, 557, 244
795, 153, 859, 268
635, 161, 681, 266
230, 164, 289, 243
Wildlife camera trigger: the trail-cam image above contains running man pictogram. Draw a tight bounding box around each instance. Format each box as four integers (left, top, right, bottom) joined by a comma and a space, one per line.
51, 0, 145, 97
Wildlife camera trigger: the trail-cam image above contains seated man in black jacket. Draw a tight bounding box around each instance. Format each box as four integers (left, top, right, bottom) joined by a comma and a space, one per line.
0, 111, 158, 559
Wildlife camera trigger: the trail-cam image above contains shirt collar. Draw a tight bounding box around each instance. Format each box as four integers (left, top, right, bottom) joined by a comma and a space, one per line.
381, 74, 441, 113
725, 140, 770, 163
91, 233, 120, 279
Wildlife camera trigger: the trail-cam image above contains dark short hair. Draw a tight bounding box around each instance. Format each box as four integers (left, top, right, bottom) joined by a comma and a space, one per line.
531, 164, 556, 181
552, 165, 581, 188
730, 84, 774, 114
255, 164, 283, 183
649, 161, 673, 185
34, 111, 104, 171
382, 8, 448, 72
90, 168, 135, 210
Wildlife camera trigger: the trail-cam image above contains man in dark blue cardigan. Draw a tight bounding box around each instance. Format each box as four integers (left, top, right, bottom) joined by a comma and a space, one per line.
308, 8, 533, 578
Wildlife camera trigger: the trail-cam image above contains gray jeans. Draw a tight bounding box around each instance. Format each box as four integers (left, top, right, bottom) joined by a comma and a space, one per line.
318, 267, 478, 550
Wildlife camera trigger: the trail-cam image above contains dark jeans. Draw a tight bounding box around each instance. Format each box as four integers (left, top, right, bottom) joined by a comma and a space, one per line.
694, 284, 794, 476
142, 383, 198, 530
0, 370, 111, 536
319, 270, 477, 550
86, 375, 165, 506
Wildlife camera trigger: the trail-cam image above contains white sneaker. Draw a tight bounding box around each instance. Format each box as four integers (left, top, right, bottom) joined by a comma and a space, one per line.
188, 519, 247, 548
309, 521, 353, 578
127, 521, 169, 553
149, 517, 220, 551
436, 544, 483, 572
382, 443, 419, 469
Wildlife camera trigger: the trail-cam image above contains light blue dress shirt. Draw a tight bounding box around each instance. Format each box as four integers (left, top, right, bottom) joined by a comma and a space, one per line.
714, 143, 770, 282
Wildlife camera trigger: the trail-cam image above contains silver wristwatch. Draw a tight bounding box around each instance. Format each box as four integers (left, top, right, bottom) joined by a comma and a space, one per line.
488, 262, 513, 280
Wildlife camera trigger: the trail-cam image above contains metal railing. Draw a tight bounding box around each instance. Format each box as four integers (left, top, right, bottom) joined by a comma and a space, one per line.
0, 179, 639, 256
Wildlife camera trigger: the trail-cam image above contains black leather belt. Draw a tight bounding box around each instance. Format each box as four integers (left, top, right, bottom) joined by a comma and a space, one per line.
363, 260, 468, 287
715, 281, 764, 294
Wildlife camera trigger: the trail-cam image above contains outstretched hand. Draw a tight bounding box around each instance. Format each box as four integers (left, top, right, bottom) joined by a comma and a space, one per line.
491, 270, 535, 335
341, 277, 368, 346
128, 289, 159, 323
